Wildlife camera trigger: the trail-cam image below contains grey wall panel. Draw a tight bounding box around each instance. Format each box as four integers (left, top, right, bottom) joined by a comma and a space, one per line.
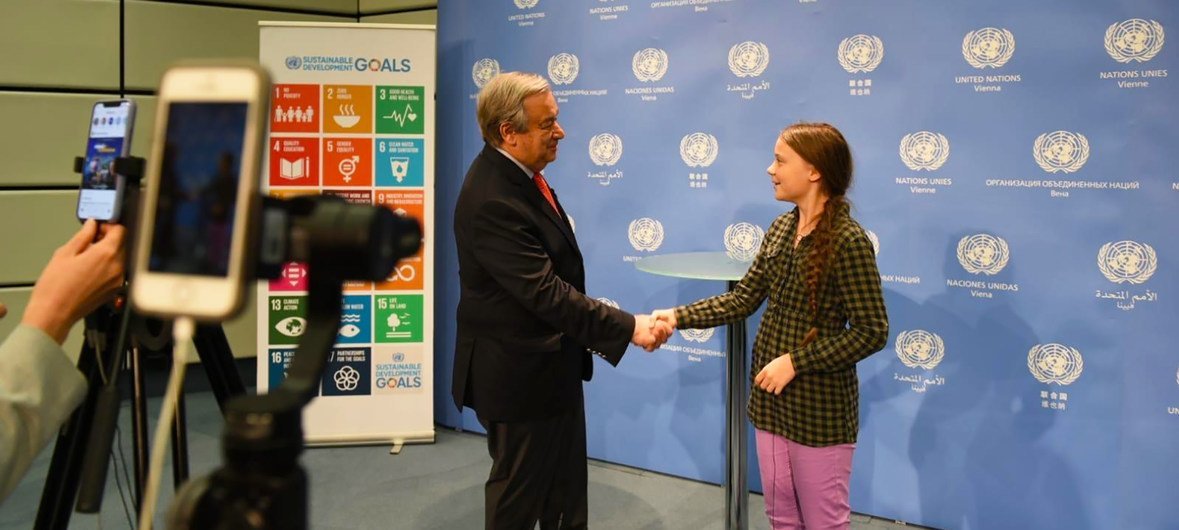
0, 287, 86, 363
360, 0, 436, 15
0, 285, 251, 365
125, 1, 355, 91
0, 0, 120, 90
359, 9, 437, 25
128, 95, 159, 160
0, 192, 82, 284
149, 0, 361, 15
0, 93, 119, 187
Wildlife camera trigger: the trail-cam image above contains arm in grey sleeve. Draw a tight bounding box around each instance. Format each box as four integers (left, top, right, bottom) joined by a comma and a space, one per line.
0, 325, 87, 502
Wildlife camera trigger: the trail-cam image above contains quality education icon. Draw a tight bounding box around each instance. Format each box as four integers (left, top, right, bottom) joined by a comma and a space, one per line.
728, 41, 770, 77
633, 48, 669, 82
1028, 343, 1083, 385
896, 330, 945, 370
1098, 240, 1157, 284
628, 217, 664, 252
724, 222, 764, 262
472, 58, 501, 89
957, 234, 1009, 275
1034, 131, 1090, 173
963, 27, 1016, 68
899, 132, 950, 171
838, 34, 884, 73
548, 53, 580, 85
1105, 19, 1165, 63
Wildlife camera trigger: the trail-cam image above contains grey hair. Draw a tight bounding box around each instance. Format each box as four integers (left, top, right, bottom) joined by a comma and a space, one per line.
476, 71, 551, 146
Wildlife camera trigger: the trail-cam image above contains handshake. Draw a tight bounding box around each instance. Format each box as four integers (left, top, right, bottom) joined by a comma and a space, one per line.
629, 308, 679, 352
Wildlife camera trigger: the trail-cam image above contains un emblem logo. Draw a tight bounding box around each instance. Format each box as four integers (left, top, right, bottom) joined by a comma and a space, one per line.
728, 41, 770, 78
1033, 131, 1090, 173
628, 217, 664, 252
588, 133, 623, 166
472, 58, 500, 89
1098, 240, 1158, 284
962, 27, 1016, 68
680, 133, 719, 168
724, 222, 764, 262
1028, 343, 1084, 385
680, 328, 715, 343
596, 297, 620, 309
633, 48, 669, 82
547, 53, 580, 85
957, 234, 1010, 275
838, 34, 885, 73
1105, 19, 1165, 63
899, 132, 950, 171
895, 330, 945, 370
514, 0, 539, 8
865, 229, 880, 256
285, 56, 302, 70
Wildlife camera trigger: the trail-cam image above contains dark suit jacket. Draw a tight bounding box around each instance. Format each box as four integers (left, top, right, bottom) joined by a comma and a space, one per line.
452, 144, 634, 422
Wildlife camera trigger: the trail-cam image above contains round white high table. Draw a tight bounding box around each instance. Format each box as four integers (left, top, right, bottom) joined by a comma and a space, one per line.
635, 251, 752, 530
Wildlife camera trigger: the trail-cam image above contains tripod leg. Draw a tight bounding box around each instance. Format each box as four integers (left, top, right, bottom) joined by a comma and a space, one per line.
170, 390, 190, 488
193, 324, 246, 412
75, 296, 138, 513
33, 340, 102, 530
131, 343, 149, 509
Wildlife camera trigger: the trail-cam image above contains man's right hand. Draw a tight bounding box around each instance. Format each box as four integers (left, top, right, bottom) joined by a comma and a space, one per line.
631, 314, 672, 352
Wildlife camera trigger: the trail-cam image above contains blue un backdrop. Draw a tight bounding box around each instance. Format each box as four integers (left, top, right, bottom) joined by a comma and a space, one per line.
434, 1, 1177, 528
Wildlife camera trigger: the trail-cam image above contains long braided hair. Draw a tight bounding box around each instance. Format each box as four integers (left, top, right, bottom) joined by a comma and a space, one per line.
780, 123, 853, 340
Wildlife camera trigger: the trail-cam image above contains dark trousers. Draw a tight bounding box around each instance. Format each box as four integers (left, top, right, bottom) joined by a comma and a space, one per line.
478, 398, 588, 530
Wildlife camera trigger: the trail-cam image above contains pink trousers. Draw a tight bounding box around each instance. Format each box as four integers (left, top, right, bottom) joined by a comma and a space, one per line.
754, 429, 855, 530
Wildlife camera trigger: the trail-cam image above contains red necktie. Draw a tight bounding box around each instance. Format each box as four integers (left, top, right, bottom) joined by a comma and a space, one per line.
532, 172, 560, 214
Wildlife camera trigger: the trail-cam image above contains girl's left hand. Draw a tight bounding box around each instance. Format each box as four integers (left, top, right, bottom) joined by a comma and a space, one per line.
754, 353, 796, 395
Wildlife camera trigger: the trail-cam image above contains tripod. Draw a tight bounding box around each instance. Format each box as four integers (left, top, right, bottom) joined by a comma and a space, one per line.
33, 156, 247, 529
34, 312, 246, 529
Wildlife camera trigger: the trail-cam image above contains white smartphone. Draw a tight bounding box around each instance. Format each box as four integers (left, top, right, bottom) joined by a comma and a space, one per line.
131, 62, 269, 320
77, 99, 136, 221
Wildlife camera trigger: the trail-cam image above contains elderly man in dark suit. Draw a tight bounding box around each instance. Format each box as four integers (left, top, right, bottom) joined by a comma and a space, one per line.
452, 71, 670, 529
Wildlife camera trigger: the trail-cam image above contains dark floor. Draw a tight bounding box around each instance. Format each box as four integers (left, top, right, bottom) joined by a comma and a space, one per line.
1, 391, 928, 529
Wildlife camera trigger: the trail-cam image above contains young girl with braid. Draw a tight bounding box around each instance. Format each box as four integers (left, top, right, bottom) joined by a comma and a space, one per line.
654, 122, 889, 530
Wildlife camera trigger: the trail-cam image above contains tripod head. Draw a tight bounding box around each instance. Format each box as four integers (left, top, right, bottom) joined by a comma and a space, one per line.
165, 195, 421, 530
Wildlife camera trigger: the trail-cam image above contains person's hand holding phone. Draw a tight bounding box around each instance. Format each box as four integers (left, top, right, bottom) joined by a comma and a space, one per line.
22, 220, 125, 344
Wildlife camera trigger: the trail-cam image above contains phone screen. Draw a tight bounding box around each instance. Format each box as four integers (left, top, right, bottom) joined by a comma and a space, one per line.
77, 101, 133, 220
148, 102, 248, 277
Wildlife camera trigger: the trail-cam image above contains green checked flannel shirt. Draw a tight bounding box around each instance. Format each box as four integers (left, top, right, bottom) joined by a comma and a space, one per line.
675, 206, 889, 447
